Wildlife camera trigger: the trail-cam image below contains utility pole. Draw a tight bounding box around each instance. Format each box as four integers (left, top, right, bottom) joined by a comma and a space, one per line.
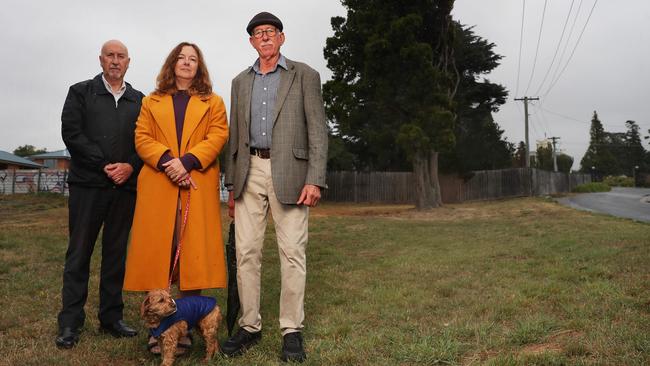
515, 96, 539, 168
550, 136, 560, 172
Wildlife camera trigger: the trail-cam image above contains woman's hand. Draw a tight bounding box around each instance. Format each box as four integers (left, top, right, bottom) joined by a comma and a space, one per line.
162, 158, 188, 183
178, 176, 198, 190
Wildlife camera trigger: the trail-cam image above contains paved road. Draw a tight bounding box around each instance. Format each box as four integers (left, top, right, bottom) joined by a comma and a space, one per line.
557, 187, 650, 223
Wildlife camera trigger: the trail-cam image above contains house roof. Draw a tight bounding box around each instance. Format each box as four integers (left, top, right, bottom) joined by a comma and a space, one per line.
30, 149, 71, 160
0, 150, 44, 168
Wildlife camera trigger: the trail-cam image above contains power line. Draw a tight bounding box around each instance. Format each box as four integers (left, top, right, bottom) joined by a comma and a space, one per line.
531, 102, 552, 135
514, 0, 526, 97
533, 0, 575, 96
524, 0, 549, 96
544, 0, 599, 96
539, 106, 628, 128
529, 110, 544, 139
546, 0, 585, 95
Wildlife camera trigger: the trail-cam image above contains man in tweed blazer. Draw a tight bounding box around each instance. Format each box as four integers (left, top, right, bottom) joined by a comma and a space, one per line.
222, 11, 328, 363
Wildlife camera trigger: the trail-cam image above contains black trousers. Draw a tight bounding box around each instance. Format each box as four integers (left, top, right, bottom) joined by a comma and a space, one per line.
57, 185, 136, 330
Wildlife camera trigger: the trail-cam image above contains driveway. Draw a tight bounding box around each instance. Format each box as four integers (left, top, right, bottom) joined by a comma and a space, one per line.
557, 187, 650, 223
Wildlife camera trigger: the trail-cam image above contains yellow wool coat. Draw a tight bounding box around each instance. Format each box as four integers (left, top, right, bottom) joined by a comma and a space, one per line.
124, 92, 228, 291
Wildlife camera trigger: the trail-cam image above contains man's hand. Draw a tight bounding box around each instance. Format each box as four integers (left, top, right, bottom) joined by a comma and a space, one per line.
297, 184, 321, 207
228, 191, 235, 218
104, 163, 133, 185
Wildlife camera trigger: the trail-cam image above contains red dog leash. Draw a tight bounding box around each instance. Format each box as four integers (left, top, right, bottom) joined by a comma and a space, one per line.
168, 186, 191, 290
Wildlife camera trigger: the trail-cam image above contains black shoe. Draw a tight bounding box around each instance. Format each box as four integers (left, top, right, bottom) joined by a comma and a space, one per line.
99, 320, 138, 338
55, 327, 80, 349
281, 332, 306, 363
221, 328, 261, 356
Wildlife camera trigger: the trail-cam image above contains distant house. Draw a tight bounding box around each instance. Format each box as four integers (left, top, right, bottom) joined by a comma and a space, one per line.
0, 150, 43, 170
29, 149, 71, 169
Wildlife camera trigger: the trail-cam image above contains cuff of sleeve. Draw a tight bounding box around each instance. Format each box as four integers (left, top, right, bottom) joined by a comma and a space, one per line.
180, 153, 201, 173
156, 151, 173, 171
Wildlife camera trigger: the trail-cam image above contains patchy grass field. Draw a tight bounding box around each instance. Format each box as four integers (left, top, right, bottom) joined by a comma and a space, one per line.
1, 193, 649, 365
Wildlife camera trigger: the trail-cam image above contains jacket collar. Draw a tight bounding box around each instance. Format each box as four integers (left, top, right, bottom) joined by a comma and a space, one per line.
91, 73, 141, 102
242, 57, 296, 127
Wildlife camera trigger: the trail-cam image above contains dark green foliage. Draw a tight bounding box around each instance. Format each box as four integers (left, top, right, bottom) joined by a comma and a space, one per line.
13, 144, 47, 157
580, 111, 619, 178
324, 0, 456, 171
623, 120, 646, 174
580, 113, 648, 178
324, 2, 512, 173
535, 143, 573, 173
440, 25, 513, 173
603, 175, 634, 187
572, 182, 611, 193
513, 141, 528, 168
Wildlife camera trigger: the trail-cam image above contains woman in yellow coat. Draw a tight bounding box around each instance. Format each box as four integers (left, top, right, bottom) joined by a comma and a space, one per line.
124, 43, 228, 297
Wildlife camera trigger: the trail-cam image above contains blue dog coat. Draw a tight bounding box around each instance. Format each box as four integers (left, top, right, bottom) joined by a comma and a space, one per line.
150, 296, 217, 337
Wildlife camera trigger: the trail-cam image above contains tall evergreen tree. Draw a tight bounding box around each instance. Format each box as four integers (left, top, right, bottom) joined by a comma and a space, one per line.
324, 0, 457, 209
624, 120, 646, 174
441, 24, 512, 172
580, 111, 616, 177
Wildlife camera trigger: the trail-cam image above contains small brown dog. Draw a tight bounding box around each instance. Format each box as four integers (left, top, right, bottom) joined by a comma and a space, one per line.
141, 289, 222, 366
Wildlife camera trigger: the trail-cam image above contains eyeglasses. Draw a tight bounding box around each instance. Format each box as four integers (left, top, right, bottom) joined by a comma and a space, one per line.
252, 28, 278, 39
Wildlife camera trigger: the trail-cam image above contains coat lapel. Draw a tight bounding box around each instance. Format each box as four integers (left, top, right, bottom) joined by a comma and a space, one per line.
272, 63, 296, 126
149, 94, 179, 157
241, 71, 255, 133
180, 96, 209, 154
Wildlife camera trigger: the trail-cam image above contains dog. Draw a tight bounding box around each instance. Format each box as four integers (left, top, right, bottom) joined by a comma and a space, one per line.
141, 289, 222, 366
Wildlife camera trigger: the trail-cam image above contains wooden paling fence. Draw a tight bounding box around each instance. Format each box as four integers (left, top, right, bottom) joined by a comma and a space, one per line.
0, 169, 69, 195
322, 168, 591, 204
2, 168, 591, 204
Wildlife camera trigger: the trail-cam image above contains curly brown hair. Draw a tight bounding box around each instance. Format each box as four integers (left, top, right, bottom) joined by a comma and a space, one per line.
154, 42, 212, 97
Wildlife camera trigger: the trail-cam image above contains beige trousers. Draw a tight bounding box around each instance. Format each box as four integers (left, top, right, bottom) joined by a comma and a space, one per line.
235, 155, 308, 335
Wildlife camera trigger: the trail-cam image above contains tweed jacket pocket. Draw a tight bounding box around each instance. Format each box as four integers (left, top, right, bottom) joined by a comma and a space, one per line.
292, 147, 309, 160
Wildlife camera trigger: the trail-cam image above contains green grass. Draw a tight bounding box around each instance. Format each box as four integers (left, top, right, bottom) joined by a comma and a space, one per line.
572, 182, 611, 193
1, 194, 649, 365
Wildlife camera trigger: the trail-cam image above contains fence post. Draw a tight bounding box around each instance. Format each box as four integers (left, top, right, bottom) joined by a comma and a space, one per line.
36, 169, 42, 193
11, 169, 16, 194
63, 170, 68, 196
353, 171, 358, 203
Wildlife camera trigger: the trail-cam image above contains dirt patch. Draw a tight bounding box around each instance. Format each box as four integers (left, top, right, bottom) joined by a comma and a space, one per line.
519, 329, 584, 356
462, 330, 584, 364
462, 350, 500, 365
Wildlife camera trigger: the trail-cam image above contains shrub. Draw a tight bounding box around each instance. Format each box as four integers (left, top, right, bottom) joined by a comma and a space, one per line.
572, 182, 611, 193
603, 175, 634, 187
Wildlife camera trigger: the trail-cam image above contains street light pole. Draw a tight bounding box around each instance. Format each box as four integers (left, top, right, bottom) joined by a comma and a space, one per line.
633, 165, 639, 187
591, 166, 596, 182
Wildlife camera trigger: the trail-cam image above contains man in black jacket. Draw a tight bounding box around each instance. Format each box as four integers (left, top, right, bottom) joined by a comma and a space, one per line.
56, 40, 144, 349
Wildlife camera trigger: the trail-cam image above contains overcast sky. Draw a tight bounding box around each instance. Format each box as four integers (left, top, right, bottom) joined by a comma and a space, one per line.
2, 1, 648, 171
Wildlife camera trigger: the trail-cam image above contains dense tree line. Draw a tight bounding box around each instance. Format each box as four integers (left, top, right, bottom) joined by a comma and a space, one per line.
13, 145, 47, 157
580, 111, 648, 180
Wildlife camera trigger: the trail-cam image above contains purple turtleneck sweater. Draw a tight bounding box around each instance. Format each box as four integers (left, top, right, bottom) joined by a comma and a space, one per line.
156, 90, 201, 172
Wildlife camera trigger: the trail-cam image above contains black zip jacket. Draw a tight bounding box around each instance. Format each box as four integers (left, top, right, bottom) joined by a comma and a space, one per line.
61, 73, 144, 191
